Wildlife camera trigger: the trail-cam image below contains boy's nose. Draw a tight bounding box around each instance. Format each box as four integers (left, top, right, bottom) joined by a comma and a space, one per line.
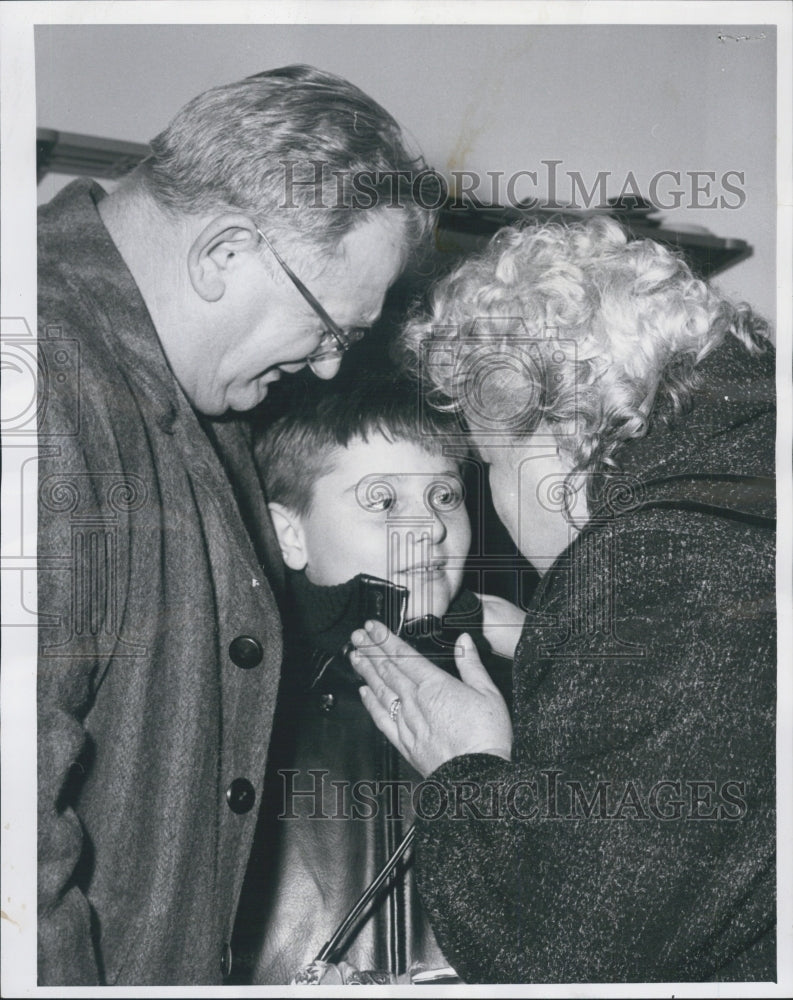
419, 513, 447, 546
432, 513, 448, 544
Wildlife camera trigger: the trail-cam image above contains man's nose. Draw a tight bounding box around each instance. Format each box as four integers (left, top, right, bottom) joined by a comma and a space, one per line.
309, 354, 344, 380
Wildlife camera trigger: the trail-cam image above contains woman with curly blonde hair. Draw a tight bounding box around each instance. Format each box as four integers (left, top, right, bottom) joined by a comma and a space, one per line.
350, 218, 775, 982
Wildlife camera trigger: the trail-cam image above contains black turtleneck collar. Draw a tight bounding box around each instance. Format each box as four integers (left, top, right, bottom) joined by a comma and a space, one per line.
288, 570, 410, 655
283, 571, 512, 708
286, 570, 486, 672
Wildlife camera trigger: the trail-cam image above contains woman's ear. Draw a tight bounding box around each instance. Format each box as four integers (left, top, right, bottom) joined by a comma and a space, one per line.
268, 502, 309, 571
187, 214, 259, 302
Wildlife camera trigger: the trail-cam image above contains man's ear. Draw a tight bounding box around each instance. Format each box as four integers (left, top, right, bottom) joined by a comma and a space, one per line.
268, 502, 309, 571
187, 214, 260, 302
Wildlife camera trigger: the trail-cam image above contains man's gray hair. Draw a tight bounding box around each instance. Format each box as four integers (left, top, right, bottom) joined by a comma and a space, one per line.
144, 64, 435, 258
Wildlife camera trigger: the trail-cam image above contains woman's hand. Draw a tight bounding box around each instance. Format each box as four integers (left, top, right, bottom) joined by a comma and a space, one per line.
476, 592, 527, 660
349, 621, 513, 778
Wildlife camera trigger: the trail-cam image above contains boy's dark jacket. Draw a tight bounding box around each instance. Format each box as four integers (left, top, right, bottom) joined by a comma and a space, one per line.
231, 574, 511, 984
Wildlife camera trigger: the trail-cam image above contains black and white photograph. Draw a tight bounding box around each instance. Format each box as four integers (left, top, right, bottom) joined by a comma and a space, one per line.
1, 1, 791, 994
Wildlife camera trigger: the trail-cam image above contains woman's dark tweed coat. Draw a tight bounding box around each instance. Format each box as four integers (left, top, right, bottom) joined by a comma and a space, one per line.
414, 334, 776, 983
37, 181, 285, 985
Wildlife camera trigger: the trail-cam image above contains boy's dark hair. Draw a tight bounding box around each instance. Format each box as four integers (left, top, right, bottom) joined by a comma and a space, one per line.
255, 369, 464, 516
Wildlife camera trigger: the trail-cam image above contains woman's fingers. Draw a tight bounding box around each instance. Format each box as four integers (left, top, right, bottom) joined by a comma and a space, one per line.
349, 647, 389, 699
350, 647, 412, 708
359, 685, 419, 759
359, 685, 400, 743
349, 635, 420, 741
351, 621, 514, 776
352, 621, 446, 685
349, 623, 424, 698
454, 633, 498, 692
475, 592, 527, 660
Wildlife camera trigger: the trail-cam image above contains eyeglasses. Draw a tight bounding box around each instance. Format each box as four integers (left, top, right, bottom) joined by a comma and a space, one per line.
256, 228, 367, 373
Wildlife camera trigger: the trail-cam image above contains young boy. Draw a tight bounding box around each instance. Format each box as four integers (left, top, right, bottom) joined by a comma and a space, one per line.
233, 370, 523, 985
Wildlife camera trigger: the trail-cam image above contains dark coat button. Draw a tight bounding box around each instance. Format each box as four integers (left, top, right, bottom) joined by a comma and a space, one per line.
319, 693, 335, 713
228, 635, 263, 669
226, 778, 256, 814
220, 942, 232, 978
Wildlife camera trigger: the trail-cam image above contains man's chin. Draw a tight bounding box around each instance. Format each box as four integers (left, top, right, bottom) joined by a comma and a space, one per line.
225, 374, 281, 412
227, 394, 266, 413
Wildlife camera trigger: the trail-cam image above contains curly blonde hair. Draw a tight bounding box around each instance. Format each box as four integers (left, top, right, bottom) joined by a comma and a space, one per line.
400, 217, 768, 475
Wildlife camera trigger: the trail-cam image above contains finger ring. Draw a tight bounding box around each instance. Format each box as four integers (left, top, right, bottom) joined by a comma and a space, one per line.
389, 697, 401, 721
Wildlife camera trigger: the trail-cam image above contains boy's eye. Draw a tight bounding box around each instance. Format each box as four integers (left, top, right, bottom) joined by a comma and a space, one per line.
358, 478, 396, 512
425, 479, 464, 512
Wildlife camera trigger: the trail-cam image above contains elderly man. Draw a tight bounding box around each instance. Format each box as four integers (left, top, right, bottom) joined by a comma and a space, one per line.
37, 64, 430, 985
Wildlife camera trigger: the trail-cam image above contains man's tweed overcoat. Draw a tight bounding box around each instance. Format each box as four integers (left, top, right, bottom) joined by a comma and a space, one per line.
37, 180, 284, 985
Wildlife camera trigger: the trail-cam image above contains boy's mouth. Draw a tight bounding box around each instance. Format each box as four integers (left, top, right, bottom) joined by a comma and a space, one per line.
397, 559, 446, 578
